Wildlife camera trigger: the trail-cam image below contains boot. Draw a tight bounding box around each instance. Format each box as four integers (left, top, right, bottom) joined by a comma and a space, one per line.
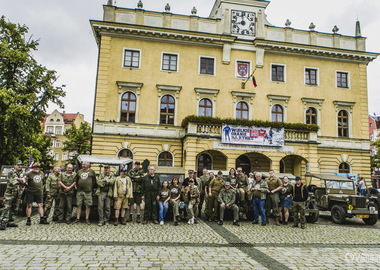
40, 217, 49, 225
127, 214, 133, 222
301, 223, 305, 229
233, 221, 240, 226
0, 224, 6, 230
136, 215, 141, 223
26, 218, 31, 226
114, 219, 119, 226
292, 223, 299, 228
121, 217, 126, 225
6, 223, 18, 228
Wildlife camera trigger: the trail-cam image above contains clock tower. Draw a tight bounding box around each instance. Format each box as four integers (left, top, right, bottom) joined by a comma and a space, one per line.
209, 0, 271, 39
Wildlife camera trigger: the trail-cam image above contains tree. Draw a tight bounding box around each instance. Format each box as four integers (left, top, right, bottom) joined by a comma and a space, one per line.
0, 16, 65, 167
63, 122, 91, 165
371, 136, 380, 170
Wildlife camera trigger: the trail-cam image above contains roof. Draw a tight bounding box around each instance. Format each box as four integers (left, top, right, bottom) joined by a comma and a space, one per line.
62, 113, 79, 124
77, 155, 132, 166
305, 173, 350, 181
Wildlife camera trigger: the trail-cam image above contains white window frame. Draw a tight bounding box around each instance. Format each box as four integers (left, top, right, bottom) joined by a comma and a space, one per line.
304, 106, 320, 126
336, 109, 352, 139
161, 52, 179, 72
335, 70, 350, 89
56, 127, 62, 135
157, 151, 174, 167
62, 153, 67, 161
235, 59, 252, 79
270, 63, 286, 83
55, 140, 60, 148
54, 152, 59, 161
47, 126, 53, 134
198, 56, 216, 76
122, 48, 142, 69
304, 67, 319, 86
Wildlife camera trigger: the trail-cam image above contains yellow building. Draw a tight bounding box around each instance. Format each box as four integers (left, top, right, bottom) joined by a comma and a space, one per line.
43, 109, 86, 167
90, 0, 378, 183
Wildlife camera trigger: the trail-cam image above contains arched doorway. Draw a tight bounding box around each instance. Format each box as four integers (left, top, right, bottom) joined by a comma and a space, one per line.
197, 153, 212, 173
279, 155, 308, 177
236, 155, 251, 174
196, 150, 227, 174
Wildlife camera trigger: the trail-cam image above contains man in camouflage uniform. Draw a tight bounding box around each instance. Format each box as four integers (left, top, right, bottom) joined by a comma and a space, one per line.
141, 166, 161, 224
44, 165, 62, 222
95, 164, 115, 226
0, 161, 26, 230
127, 161, 144, 223
218, 182, 240, 226
58, 164, 76, 223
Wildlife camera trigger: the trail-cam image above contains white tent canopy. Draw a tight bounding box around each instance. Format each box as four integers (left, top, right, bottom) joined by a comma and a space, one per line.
76, 155, 132, 166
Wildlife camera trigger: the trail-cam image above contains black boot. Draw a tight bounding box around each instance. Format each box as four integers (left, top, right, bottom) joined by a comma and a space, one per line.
40, 217, 49, 225
26, 218, 31, 226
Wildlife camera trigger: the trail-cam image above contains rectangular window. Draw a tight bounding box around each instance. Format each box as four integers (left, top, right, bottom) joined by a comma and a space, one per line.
47, 127, 53, 134
162, 53, 178, 71
56, 127, 62, 135
305, 68, 318, 85
271, 65, 285, 82
337, 72, 349, 88
124, 49, 140, 68
200, 57, 215, 75
62, 153, 67, 161
55, 140, 60, 148
54, 153, 59, 161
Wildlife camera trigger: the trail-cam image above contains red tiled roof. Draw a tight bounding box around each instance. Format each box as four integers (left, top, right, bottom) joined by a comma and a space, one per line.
62, 113, 79, 124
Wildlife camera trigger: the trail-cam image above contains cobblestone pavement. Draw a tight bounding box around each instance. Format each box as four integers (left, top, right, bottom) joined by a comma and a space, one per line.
0, 215, 380, 269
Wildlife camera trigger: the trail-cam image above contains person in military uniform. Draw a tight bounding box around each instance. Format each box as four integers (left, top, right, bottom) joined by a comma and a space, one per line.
182, 170, 198, 191
44, 165, 62, 222
207, 171, 225, 222
127, 161, 144, 223
95, 165, 115, 226
58, 164, 76, 223
251, 172, 269, 226
141, 166, 161, 224
197, 168, 209, 218
0, 160, 26, 230
25, 163, 49, 225
204, 171, 215, 220
184, 178, 200, 225
292, 176, 309, 229
265, 169, 283, 226
113, 168, 133, 226
218, 182, 239, 226
169, 177, 181, 226
74, 161, 96, 225
236, 167, 248, 203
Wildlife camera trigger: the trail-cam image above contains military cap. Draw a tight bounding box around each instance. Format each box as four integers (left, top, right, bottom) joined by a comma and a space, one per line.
295, 176, 301, 181
217, 170, 223, 175
32, 162, 41, 168
15, 160, 23, 165
135, 161, 141, 165
188, 170, 194, 174
225, 181, 231, 186
104, 164, 110, 169
120, 168, 127, 172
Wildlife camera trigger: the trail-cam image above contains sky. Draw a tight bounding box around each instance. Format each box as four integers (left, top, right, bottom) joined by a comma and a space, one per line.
1, 0, 379, 122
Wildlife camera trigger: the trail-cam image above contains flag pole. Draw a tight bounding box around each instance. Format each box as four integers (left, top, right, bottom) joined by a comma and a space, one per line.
241, 68, 257, 89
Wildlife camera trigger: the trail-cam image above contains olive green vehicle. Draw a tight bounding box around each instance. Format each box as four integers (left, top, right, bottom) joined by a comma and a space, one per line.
306, 173, 378, 225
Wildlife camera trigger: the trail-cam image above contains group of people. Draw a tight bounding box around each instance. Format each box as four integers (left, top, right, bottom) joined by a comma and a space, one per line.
0, 159, 310, 230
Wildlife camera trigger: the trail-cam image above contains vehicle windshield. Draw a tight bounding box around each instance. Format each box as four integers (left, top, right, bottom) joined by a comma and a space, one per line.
325, 180, 354, 190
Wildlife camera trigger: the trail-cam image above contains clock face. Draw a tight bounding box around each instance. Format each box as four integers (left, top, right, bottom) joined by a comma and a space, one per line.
231, 10, 256, 36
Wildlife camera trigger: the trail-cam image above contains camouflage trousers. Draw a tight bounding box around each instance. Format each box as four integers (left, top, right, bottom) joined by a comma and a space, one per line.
293, 201, 306, 225
0, 191, 18, 224
44, 193, 61, 220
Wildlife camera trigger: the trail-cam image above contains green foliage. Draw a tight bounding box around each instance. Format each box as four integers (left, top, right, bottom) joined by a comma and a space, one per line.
371, 137, 380, 169
0, 16, 65, 167
63, 122, 91, 165
181, 115, 319, 132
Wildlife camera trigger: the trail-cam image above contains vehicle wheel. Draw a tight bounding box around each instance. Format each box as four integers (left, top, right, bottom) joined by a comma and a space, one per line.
331, 205, 346, 224
363, 204, 378, 225
306, 202, 319, 223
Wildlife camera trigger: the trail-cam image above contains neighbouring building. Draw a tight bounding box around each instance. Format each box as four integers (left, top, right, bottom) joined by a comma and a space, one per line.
369, 115, 380, 156
42, 109, 86, 167
90, 0, 378, 184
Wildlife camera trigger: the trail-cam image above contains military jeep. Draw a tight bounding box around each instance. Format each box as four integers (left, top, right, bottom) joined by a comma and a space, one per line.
306, 173, 378, 225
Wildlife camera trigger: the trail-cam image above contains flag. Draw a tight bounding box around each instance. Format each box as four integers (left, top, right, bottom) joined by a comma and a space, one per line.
29, 149, 34, 167
252, 75, 257, 87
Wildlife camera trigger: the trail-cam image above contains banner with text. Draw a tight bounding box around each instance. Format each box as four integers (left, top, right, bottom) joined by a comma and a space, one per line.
221, 125, 284, 147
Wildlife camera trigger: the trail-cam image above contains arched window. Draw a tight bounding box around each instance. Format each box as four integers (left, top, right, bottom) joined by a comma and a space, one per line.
339, 162, 350, 173
158, 151, 173, 166
118, 149, 133, 159
338, 110, 348, 138
306, 107, 317, 125
271, 105, 283, 122
160, 95, 175, 125
121, 92, 136, 123
199, 98, 212, 117
197, 153, 212, 172
236, 101, 249, 120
